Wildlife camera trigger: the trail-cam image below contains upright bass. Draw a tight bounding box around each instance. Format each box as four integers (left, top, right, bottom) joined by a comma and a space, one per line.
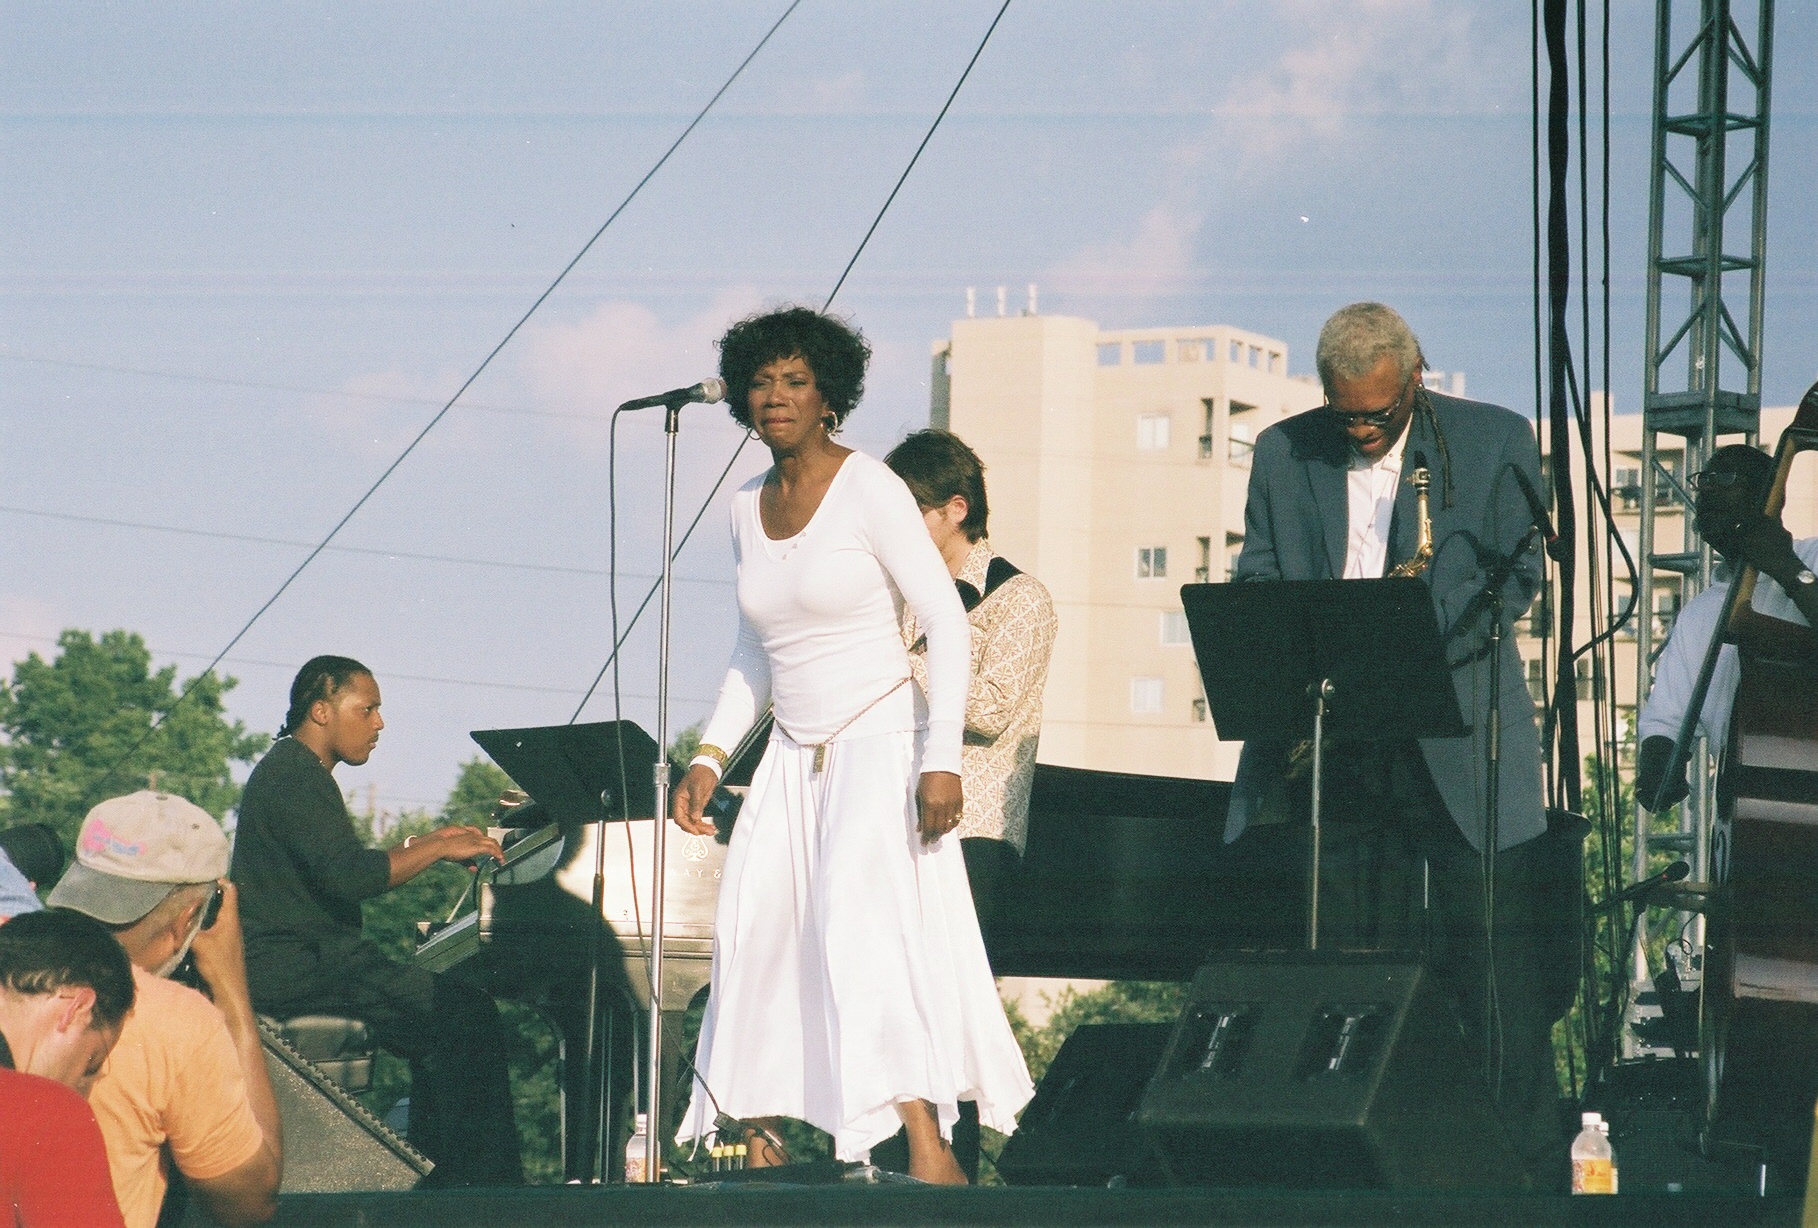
1684, 378, 1818, 1163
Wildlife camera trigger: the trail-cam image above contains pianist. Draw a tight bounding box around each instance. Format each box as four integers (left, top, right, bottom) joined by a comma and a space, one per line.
230, 656, 519, 1187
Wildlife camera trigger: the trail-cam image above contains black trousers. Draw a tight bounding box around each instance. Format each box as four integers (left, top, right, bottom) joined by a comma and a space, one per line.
869, 836, 1020, 1182
252, 935, 522, 1187
1219, 746, 1563, 1182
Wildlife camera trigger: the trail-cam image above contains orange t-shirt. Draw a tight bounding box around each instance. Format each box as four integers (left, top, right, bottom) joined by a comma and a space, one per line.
89, 967, 263, 1228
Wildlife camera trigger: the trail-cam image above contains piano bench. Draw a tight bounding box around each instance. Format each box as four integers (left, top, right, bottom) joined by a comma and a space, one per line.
263, 1015, 377, 1095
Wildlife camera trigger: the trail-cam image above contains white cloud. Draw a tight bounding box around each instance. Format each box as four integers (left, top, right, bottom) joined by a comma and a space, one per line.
1042, 0, 1525, 313
1048, 203, 1206, 302
516, 288, 763, 419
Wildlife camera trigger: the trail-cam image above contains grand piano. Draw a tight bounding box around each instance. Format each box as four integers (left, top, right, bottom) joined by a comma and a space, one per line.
413, 720, 1234, 1178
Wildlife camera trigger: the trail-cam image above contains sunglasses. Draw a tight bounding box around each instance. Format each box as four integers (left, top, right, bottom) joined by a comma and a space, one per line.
1324, 373, 1416, 430
1688, 469, 1747, 492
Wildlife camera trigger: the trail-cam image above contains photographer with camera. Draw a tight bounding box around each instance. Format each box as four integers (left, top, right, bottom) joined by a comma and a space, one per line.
48, 791, 281, 1228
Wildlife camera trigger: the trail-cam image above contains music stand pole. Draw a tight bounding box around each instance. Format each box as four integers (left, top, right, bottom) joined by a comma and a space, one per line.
1307, 678, 1334, 951
642, 400, 683, 1182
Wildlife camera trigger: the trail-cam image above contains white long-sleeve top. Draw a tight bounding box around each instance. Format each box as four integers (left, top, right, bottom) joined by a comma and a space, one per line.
1638, 536, 1818, 748
697, 451, 970, 776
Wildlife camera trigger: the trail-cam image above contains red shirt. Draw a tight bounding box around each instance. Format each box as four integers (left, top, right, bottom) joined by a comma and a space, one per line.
0, 1067, 127, 1228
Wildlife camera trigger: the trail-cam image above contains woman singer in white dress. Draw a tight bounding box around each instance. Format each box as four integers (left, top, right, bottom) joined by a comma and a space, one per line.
671, 307, 1032, 1184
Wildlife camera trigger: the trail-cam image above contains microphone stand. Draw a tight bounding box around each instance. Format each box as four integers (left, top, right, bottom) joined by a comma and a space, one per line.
640, 395, 688, 1182
1450, 519, 1544, 1089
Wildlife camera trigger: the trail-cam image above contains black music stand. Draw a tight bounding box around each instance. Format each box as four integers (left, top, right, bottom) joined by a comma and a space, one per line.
470, 718, 658, 1182
1181, 579, 1464, 950
470, 720, 659, 825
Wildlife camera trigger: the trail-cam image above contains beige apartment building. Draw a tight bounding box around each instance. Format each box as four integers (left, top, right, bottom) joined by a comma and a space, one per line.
931, 311, 1322, 782
931, 307, 1811, 787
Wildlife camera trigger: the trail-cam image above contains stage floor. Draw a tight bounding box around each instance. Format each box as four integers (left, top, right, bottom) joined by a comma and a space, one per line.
269, 1185, 1803, 1227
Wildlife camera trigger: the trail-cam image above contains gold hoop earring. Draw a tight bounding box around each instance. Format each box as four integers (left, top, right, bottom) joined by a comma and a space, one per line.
823, 413, 839, 436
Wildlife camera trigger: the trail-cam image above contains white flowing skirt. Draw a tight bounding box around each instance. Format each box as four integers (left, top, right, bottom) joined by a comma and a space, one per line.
675, 724, 1034, 1161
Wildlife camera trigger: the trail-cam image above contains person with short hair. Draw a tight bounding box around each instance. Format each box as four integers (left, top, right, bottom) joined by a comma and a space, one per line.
1637, 443, 1818, 810
0, 823, 65, 919
670, 308, 1033, 1185
48, 791, 281, 1228
0, 907, 134, 1228
1226, 301, 1560, 1177
231, 656, 519, 1187
877, 428, 1055, 1182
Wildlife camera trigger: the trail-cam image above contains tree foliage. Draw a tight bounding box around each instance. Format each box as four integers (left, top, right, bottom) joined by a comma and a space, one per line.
0, 629, 267, 850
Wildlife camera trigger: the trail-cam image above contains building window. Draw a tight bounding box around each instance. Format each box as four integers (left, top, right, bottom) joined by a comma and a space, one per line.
1133, 340, 1166, 365
1196, 536, 1212, 583
1614, 466, 1641, 511
1268, 351, 1283, 374
1229, 339, 1243, 363
1137, 413, 1171, 451
1137, 546, 1168, 579
1229, 420, 1255, 465
1526, 659, 1546, 704
1178, 339, 1203, 362
1097, 342, 1122, 366
1161, 610, 1190, 645
1131, 676, 1164, 714
1192, 696, 1208, 722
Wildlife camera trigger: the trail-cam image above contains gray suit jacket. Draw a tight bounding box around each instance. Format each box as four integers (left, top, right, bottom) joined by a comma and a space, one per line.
1225, 391, 1546, 853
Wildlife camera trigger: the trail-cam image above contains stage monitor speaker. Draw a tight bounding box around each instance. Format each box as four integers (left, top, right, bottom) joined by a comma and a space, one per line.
1136, 953, 1522, 1191
260, 1020, 431, 1193
996, 1022, 1172, 1187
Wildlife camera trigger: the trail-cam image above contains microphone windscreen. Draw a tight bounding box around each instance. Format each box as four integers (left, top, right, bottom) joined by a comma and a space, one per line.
699, 377, 728, 404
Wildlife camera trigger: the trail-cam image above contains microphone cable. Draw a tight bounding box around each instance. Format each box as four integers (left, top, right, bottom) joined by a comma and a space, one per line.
589, 0, 1016, 1165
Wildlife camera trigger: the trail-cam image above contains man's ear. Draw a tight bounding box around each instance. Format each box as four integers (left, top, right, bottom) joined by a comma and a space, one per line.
944, 495, 969, 526
170, 895, 206, 947
53, 985, 97, 1035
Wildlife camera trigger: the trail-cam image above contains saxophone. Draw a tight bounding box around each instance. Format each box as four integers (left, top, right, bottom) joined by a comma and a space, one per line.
1387, 463, 1433, 579
1284, 461, 1435, 779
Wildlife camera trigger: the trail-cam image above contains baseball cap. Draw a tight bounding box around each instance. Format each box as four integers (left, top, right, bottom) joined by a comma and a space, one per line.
47, 791, 230, 926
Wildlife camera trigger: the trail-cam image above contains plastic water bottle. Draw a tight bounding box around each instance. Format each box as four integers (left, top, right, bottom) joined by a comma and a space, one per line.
1571, 1111, 1616, 1194
624, 1112, 651, 1184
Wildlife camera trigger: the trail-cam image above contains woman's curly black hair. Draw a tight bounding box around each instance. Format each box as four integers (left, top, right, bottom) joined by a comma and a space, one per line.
717, 306, 871, 430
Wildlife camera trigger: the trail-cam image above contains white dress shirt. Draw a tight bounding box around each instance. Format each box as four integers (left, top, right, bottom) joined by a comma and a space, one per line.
1343, 425, 1410, 579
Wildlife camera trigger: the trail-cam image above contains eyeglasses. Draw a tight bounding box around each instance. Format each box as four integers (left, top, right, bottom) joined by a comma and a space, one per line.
1324, 374, 1415, 430
1689, 469, 1745, 492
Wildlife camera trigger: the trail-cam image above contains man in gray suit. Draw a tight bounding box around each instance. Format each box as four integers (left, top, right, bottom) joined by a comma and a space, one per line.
1224, 302, 1558, 1176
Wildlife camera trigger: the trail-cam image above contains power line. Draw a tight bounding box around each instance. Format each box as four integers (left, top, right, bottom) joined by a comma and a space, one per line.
95, 4, 800, 787
0, 351, 589, 421
824, 0, 1012, 309
570, 1, 1013, 723
0, 502, 733, 586
0, 628, 715, 705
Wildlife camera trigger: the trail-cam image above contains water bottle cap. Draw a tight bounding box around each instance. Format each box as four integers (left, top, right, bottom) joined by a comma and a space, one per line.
1581, 1111, 1601, 1126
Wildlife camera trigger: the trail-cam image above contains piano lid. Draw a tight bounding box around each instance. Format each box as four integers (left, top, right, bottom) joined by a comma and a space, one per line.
470, 720, 659, 825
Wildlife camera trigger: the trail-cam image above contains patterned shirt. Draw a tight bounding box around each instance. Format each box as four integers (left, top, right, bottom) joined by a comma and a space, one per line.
905, 539, 1057, 851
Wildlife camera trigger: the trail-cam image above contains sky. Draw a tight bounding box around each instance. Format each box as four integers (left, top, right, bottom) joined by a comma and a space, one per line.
2, 0, 1813, 817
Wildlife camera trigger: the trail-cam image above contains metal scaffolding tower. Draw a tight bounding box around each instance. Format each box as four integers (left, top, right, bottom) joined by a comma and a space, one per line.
1630, 0, 1774, 1043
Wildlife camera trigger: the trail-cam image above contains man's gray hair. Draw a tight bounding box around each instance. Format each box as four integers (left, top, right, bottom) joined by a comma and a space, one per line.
1315, 302, 1424, 389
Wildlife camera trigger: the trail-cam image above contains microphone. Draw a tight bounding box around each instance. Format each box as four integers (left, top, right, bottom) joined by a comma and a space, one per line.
1510, 465, 1565, 562
1599, 859, 1691, 911
617, 378, 728, 412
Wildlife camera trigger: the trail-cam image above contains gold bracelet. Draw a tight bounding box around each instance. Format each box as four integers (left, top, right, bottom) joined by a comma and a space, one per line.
695, 744, 729, 770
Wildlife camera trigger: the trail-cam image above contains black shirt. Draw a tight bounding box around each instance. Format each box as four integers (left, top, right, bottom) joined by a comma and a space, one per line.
231, 736, 391, 962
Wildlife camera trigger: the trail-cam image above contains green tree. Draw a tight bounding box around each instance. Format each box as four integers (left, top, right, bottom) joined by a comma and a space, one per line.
440, 756, 516, 829
0, 629, 267, 849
